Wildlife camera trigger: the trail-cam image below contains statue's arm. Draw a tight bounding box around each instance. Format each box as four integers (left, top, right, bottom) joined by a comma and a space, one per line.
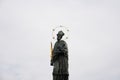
60, 41, 68, 60
61, 41, 68, 54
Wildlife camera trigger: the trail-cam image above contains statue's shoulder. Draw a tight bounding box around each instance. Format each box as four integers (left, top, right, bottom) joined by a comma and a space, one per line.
60, 40, 66, 42
55, 40, 67, 44
60, 40, 67, 45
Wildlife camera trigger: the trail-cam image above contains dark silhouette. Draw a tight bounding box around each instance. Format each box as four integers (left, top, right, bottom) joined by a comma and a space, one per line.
51, 31, 69, 80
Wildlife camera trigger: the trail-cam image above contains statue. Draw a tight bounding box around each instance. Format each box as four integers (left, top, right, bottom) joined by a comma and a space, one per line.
50, 30, 69, 80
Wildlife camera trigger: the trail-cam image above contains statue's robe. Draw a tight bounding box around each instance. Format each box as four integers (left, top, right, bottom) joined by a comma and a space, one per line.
51, 40, 69, 80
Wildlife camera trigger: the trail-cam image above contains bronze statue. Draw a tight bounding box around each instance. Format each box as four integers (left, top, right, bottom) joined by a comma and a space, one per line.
51, 31, 69, 80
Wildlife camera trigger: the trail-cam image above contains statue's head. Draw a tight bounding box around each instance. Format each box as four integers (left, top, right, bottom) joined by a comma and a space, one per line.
57, 31, 64, 41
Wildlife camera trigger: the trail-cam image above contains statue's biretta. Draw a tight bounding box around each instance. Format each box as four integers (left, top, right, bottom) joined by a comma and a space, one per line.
57, 31, 64, 36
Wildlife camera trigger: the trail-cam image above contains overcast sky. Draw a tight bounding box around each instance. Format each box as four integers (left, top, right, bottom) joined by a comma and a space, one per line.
0, 0, 120, 80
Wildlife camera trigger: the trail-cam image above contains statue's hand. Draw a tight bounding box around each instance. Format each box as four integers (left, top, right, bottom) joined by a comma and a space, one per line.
56, 49, 61, 53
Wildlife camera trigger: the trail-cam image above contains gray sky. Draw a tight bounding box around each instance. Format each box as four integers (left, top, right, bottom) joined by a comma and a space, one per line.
0, 0, 120, 80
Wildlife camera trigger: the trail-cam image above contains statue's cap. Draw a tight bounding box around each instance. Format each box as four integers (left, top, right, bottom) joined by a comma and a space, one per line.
57, 31, 64, 36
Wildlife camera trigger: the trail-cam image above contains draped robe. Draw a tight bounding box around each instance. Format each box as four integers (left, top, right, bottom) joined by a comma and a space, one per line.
51, 40, 69, 80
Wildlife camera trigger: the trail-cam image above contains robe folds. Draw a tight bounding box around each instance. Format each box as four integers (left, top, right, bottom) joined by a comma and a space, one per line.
51, 40, 69, 80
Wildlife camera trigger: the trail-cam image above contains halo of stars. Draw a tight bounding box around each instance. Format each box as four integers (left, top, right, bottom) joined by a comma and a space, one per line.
52, 25, 69, 40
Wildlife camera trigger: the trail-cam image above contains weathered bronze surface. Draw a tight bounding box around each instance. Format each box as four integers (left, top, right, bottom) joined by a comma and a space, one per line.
51, 31, 69, 80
